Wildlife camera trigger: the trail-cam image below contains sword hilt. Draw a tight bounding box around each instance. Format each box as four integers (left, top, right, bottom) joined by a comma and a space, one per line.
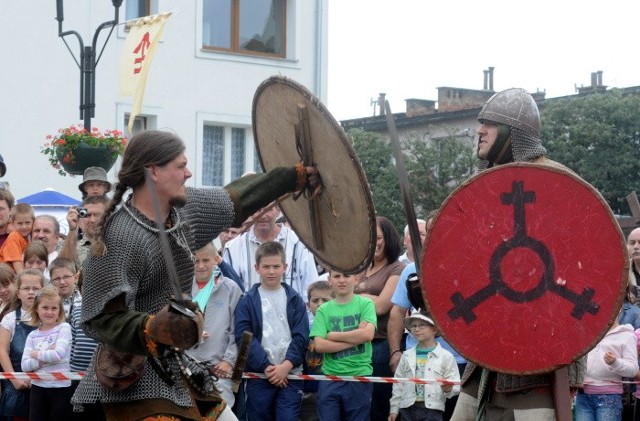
168, 297, 196, 318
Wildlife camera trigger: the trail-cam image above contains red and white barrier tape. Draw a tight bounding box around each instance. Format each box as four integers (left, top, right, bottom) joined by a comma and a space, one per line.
242, 372, 460, 385
0, 371, 634, 387
0, 371, 456, 385
0, 371, 85, 381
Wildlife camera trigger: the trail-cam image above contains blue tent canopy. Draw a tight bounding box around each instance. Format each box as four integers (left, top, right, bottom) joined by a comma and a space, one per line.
18, 188, 80, 207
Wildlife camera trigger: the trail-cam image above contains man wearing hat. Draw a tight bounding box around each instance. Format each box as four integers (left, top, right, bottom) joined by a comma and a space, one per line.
78, 167, 111, 199
389, 309, 460, 421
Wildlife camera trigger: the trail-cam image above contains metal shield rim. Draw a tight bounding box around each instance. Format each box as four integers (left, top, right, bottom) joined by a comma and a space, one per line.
251, 75, 376, 274
420, 162, 628, 375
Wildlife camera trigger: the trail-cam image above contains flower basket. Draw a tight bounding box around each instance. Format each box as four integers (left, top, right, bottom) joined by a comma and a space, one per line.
42, 125, 127, 176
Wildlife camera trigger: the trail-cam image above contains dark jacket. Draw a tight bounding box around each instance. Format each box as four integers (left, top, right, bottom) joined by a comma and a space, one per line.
234, 283, 309, 373
218, 260, 244, 292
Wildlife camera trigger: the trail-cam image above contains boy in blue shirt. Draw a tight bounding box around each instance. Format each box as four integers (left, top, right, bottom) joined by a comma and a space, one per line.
234, 241, 308, 420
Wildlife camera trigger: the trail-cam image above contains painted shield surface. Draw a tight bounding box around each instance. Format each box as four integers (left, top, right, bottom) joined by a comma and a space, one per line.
421, 163, 628, 374
252, 76, 376, 274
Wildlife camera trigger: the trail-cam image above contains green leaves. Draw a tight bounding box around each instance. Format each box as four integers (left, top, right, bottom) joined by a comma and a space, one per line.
349, 128, 475, 231
542, 89, 640, 214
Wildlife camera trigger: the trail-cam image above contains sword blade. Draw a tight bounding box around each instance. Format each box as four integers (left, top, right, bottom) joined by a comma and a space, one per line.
384, 100, 422, 273
144, 168, 190, 311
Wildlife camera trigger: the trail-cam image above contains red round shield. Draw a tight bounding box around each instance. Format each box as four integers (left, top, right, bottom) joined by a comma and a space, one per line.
421, 163, 628, 374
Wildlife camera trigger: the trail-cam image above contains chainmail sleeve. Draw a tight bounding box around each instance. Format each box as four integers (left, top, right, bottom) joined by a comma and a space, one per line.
182, 186, 235, 251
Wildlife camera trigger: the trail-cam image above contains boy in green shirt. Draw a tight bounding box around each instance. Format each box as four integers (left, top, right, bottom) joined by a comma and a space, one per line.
309, 270, 377, 420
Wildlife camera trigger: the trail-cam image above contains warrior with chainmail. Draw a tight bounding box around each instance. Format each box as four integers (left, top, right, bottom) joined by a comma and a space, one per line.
450, 89, 586, 421
71, 130, 320, 421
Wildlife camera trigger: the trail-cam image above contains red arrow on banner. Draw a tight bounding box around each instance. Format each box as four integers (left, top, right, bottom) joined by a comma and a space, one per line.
133, 32, 151, 74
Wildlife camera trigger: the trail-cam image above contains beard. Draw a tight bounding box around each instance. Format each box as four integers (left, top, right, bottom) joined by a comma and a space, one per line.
169, 196, 187, 208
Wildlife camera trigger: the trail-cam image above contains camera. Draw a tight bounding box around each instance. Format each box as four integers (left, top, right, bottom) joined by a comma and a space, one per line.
77, 207, 89, 218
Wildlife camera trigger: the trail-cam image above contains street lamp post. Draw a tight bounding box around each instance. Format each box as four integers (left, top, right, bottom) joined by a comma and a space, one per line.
55, 0, 124, 131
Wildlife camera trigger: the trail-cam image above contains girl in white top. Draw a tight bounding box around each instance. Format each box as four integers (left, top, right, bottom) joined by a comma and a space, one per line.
21, 285, 73, 421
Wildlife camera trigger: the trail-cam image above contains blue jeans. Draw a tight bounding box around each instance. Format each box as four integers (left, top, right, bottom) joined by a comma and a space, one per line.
370, 339, 392, 421
575, 393, 622, 421
317, 381, 373, 421
245, 378, 303, 421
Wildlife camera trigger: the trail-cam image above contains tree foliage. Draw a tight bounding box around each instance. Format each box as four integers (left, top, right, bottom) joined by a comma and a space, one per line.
541, 89, 640, 214
349, 129, 405, 230
404, 131, 476, 217
349, 128, 476, 232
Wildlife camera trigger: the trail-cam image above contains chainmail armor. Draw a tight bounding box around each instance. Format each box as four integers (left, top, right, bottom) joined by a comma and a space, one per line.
461, 357, 585, 395
510, 128, 547, 163
72, 186, 234, 409
478, 127, 547, 170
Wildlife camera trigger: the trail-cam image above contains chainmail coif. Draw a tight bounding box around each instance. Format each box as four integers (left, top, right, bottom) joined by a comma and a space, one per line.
479, 127, 547, 170
511, 127, 546, 163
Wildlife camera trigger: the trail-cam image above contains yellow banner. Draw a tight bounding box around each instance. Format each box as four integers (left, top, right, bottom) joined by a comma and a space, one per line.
119, 12, 172, 134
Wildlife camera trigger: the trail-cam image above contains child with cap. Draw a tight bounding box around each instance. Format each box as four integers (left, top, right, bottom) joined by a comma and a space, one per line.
78, 167, 111, 199
388, 309, 460, 421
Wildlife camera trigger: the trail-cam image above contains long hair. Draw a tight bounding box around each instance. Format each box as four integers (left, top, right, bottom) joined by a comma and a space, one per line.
94, 130, 186, 255
376, 216, 403, 265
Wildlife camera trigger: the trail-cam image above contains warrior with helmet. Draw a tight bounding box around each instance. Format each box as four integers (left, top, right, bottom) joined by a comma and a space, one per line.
449, 88, 586, 421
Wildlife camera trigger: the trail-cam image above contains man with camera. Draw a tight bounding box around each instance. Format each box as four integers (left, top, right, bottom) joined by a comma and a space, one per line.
59, 195, 109, 268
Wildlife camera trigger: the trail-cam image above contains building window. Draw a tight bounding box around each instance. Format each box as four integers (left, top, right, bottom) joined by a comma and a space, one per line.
203, 126, 225, 186
124, 114, 147, 138
231, 128, 246, 179
254, 151, 262, 173
125, 0, 152, 20
202, 0, 286, 58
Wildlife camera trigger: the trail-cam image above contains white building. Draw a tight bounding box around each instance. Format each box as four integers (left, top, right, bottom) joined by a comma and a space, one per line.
0, 0, 328, 200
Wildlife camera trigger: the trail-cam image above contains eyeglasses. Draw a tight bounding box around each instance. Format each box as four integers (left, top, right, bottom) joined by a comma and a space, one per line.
51, 274, 75, 284
409, 323, 431, 331
19, 286, 41, 292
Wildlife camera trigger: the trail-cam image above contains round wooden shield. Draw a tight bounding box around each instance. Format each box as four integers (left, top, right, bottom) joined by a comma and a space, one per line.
252, 76, 376, 274
421, 163, 628, 374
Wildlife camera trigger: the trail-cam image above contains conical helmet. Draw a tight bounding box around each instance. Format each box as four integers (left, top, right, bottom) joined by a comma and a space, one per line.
477, 88, 540, 137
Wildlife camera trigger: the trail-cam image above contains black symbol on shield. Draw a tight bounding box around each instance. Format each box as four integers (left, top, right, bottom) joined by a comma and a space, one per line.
448, 181, 599, 324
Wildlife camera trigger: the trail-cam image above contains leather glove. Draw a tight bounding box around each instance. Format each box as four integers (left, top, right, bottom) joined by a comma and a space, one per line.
146, 299, 204, 350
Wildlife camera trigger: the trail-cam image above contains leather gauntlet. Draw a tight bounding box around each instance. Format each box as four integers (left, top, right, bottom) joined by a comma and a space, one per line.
146, 300, 204, 350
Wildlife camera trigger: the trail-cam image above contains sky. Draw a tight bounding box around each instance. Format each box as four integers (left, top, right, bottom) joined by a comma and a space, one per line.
326, 1, 640, 121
